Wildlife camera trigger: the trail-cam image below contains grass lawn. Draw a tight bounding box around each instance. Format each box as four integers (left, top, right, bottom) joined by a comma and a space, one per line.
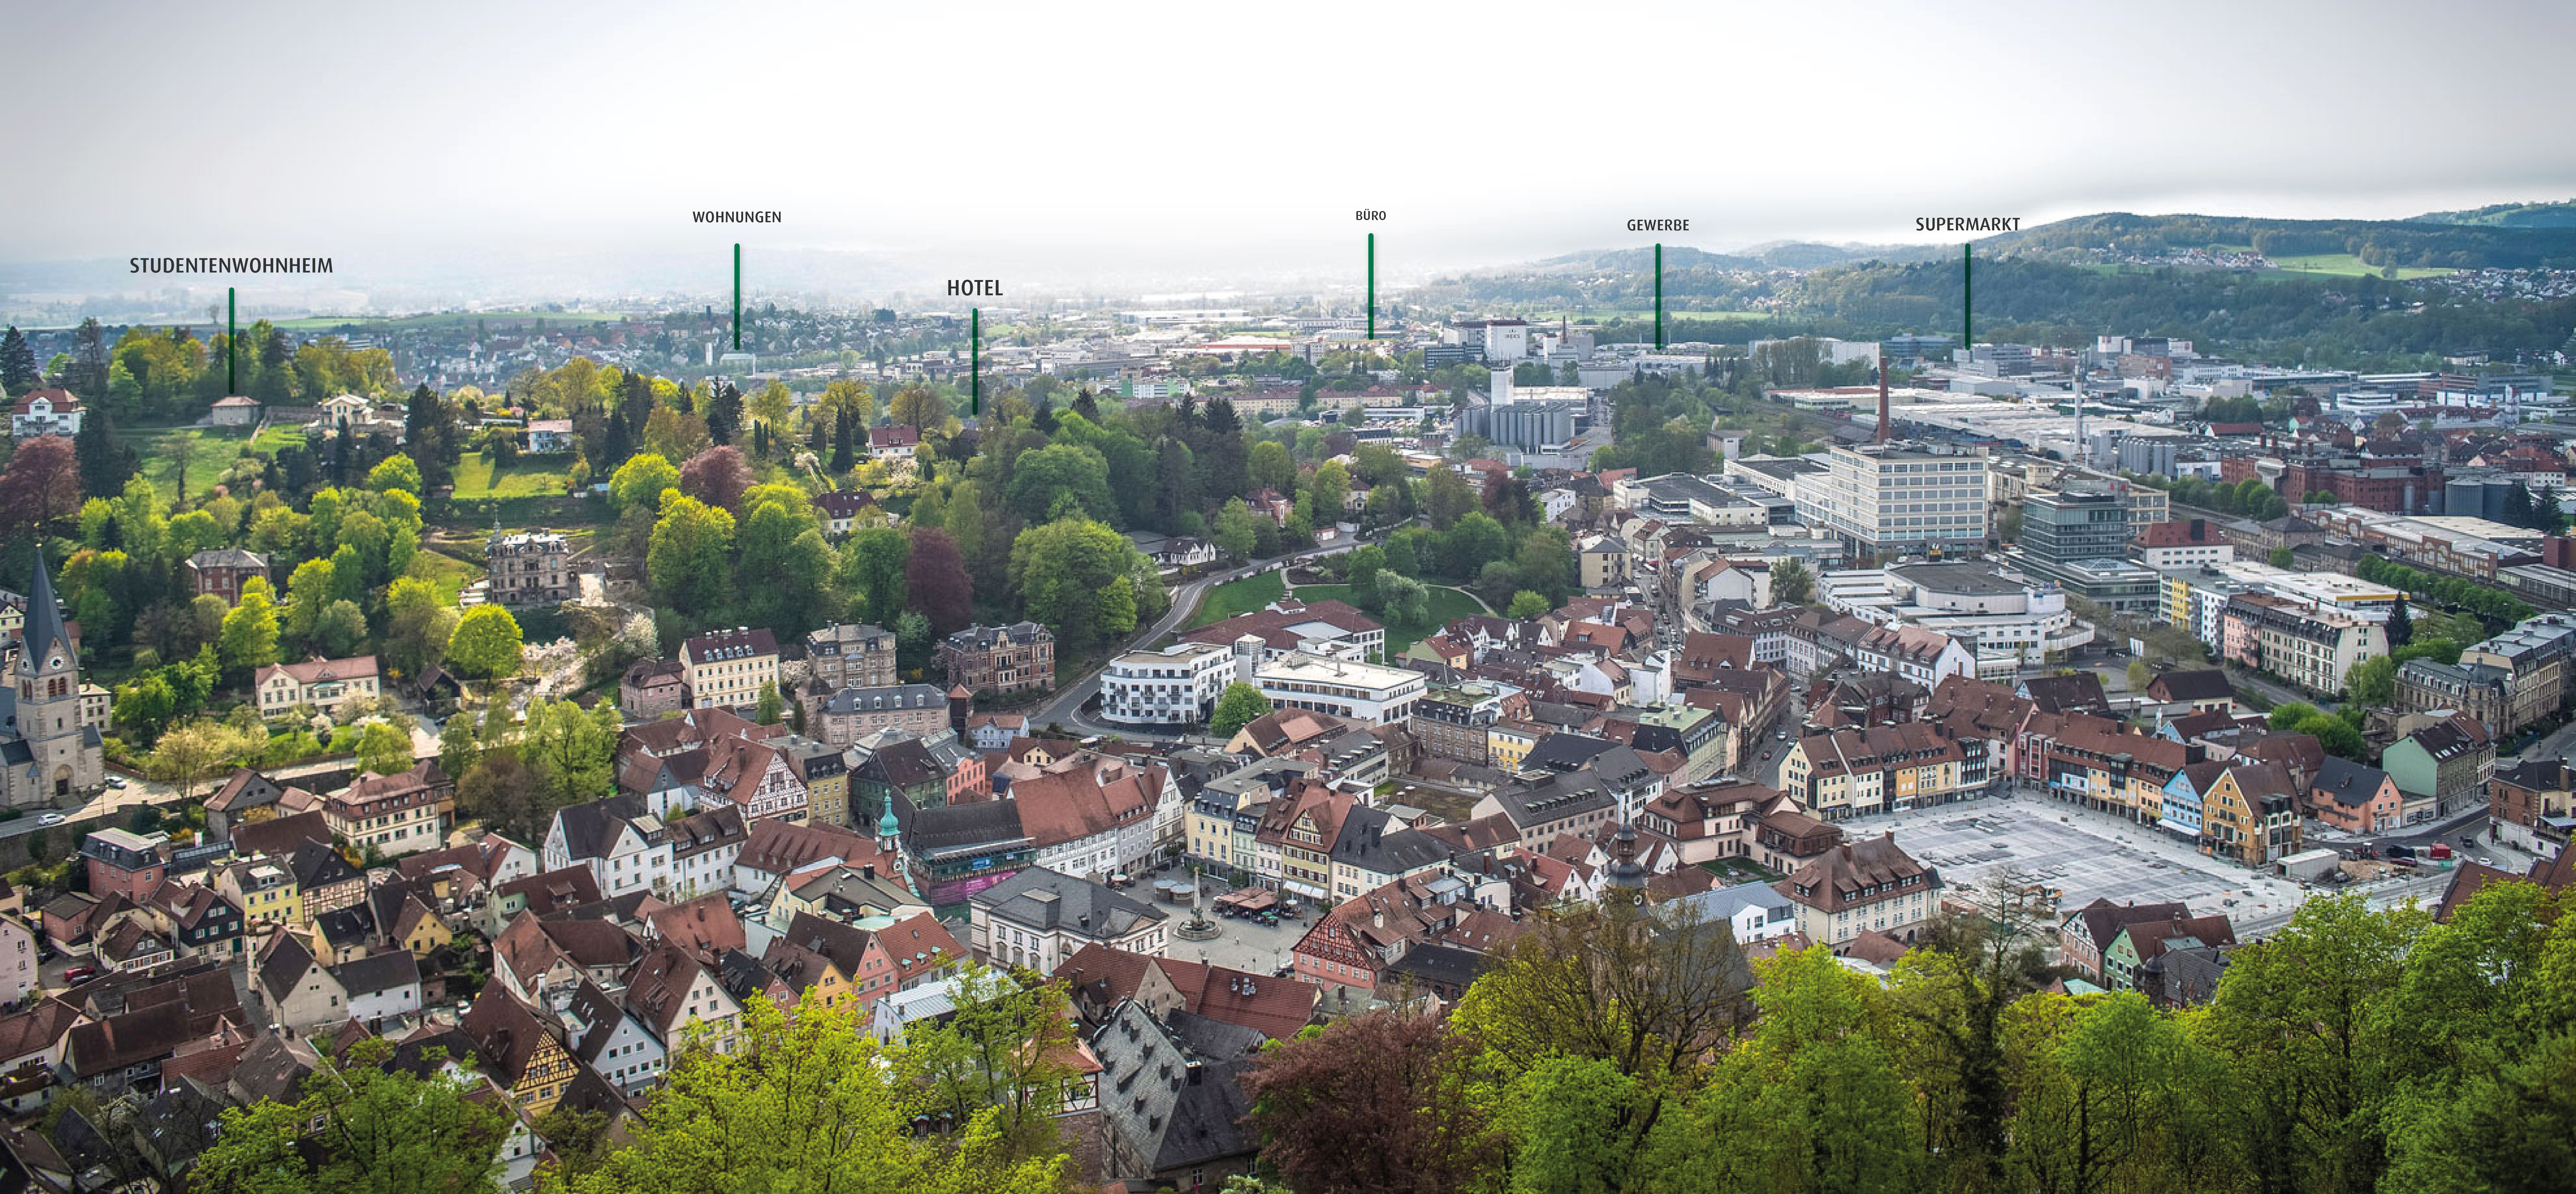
1291, 582, 1485, 658
1185, 571, 1286, 630
126, 425, 259, 504
411, 548, 486, 605
249, 424, 305, 454
453, 451, 570, 499
2260, 252, 2453, 280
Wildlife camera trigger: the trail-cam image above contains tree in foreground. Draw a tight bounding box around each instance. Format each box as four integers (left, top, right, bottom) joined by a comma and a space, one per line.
549, 992, 1061, 1194
1452, 891, 1753, 1184
1209, 681, 1272, 738
894, 965, 1082, 1163
191, 1037, 509, 1194
1670, 945, 1923, 1194
447, 604, 526, 681
1244, 1012, 1499, 1194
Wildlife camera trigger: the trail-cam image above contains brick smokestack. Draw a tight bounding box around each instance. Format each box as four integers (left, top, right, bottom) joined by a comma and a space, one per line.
1874, 356, 1891, 444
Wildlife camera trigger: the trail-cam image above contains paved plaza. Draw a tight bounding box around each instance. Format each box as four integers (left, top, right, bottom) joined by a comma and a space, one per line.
1869, 793, 2306, 927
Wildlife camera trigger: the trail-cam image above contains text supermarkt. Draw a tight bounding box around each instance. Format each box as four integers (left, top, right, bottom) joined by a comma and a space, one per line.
1914, 217, 2021, 232
130, 257, 334, 273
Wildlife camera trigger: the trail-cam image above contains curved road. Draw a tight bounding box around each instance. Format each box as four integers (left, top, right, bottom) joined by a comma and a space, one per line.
1028, 539, 1370, 737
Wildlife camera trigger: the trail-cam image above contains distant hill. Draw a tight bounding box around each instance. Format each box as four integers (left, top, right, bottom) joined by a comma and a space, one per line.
2411, 199, 2576, 229
1979, 211, 2576, 270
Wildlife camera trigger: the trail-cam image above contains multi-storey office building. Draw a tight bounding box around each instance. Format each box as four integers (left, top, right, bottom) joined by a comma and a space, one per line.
1799, 443, 1990, 558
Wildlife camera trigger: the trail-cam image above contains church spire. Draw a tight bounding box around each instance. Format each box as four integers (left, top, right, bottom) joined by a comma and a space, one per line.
19, 546, 73, 675
1604, 809, 1647, 900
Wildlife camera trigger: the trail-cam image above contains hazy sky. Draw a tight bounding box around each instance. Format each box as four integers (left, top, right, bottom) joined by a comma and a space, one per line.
14, 0, 2576, 297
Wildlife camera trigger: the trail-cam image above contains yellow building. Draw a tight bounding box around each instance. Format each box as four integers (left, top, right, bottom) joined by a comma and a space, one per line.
1487, 721, 1541, 773
216, 858, 300, 929
1780, 724, 1972, 822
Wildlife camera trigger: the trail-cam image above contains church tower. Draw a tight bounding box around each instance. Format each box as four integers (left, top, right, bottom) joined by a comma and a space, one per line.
8, 549, 101, 805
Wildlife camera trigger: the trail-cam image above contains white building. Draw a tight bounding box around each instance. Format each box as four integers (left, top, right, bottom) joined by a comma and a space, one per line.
1098, 641, 1235, 727
1852, 624, 1979, 690
1821, 561, 2093, 665
967, 867, 1170, 973
542, 796, 676, 901
1233, 636, 1426, 725
1796, 443, 1991, 557
9, 390, 84, 439
1670, 882, 1803, 945
1481, 320, 1530, 362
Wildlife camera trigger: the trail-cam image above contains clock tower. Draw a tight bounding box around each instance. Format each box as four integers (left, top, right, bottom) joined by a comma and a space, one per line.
4, 550, 103, 806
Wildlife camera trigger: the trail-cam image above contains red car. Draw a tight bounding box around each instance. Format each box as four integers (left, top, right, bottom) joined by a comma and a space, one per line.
61, 965, 96, 983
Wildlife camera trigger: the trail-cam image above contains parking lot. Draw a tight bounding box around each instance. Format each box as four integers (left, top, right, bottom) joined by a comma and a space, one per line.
1872, 792, 2309, 929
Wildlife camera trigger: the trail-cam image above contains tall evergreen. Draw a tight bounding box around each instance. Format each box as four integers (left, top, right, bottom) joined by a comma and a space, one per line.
74, 405, 137, 499
0, 326, 38, 396
2386, 597, 2414, 648
70, 318, 109, 400
705, 381, 742, 445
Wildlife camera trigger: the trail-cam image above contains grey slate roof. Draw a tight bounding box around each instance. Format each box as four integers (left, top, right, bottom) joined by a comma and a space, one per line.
328, 950, 420, 998
1092, 1000, 1261, 1174
971, 866, 1167, 938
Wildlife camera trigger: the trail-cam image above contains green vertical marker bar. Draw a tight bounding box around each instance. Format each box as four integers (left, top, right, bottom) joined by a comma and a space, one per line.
1366, 233, 1375, 340
733, 243, 742, 351
227, 287, 236, 394
1963, 243, 1973, 350
971, 308, 980, 416
1655, 243, 1665, 348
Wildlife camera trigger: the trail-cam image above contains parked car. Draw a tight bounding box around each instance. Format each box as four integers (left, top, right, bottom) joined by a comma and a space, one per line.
2389, 856, 2420, 869
61, 965, 96, 983
34, 813, 62, 826
105, 776, 127, 789
2384, 844, 2415, 860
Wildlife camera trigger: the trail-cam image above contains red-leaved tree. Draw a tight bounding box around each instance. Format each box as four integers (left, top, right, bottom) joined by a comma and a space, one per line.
0, 435, 81, 534
676, 445, 751, 513
905, 527, 975, 636
1241, 1011, 1500, 1194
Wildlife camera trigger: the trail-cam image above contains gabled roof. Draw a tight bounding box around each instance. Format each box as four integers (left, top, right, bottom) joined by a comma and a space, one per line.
458, 983, 567, 1086
2313, 756, 2395, 808
289, 840, 362, 891
622, 942, 716, 1040
231, 811, 332, 859
2018, 672, 2111, 716
330, 950, 420, 998
2063, 897, 2191, 954
736, 818, 886, 880
2147, 668, 2233, 703
494, 866, 603, 914
1775, 833, 1938, 914
1009, 757, 1160, 849
644, 893, 745, 963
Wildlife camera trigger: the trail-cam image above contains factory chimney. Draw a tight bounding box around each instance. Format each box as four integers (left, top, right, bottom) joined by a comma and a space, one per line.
1873, 356, 1891, 444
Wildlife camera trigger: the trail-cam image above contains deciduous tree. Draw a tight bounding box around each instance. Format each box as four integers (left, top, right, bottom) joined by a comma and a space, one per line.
904, 528, 975, 635
190, 1037, 509, 1194
1243, 1012, 1499, 1194
0, 435, 81, 533
551, 992, 1061, 1194
1209, 682, 1272, 738
447, 605, 526, 681
677, 445, 752, 512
